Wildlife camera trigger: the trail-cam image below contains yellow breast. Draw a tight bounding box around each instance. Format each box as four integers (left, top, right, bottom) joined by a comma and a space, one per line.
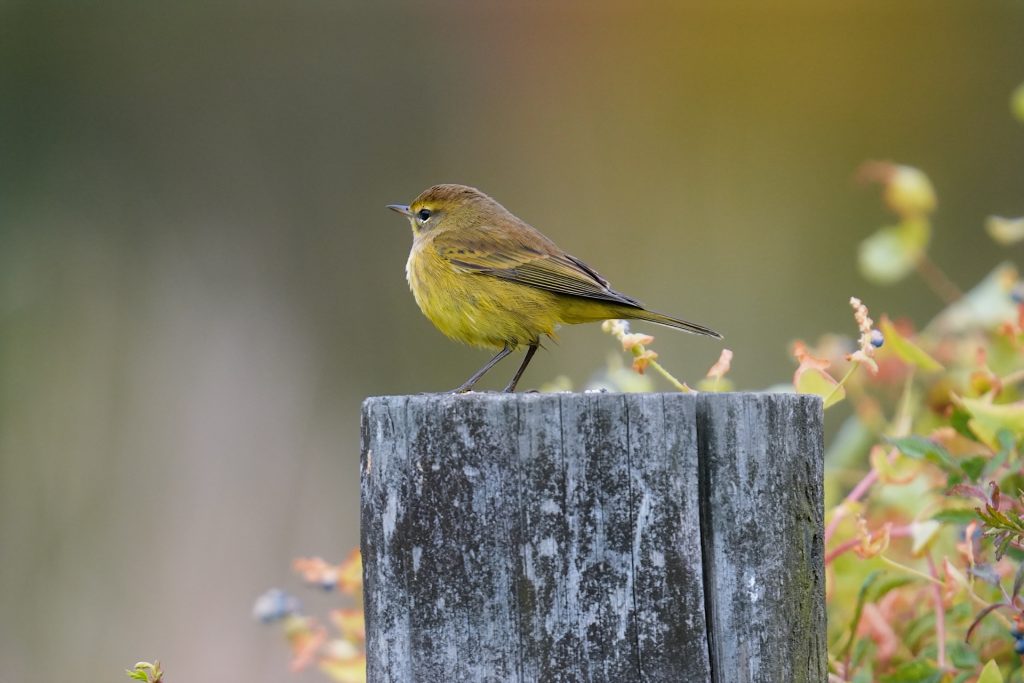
406, 242, 564, 350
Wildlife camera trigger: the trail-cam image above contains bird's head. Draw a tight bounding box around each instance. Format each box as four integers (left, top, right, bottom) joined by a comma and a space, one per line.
387, 184, 505, 237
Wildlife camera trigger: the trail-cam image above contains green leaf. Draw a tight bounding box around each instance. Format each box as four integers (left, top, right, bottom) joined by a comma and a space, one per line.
949, 408, 979, 441
958, 397, 1024, 451
984, 429, 1017, 479
865, 574, 915, 603
696, 377, 734, 392
880, 660, 942, 683
977, 659, 1004, 683
858, 221, 930, 285
927, 263, 1019, 336
998, 473, 1024, 501
826, 415, 876, 466
960, 456, 986, 481
888, 435, 958, 472
851, 667, 874, 683
970, 564, 1001, 586
840, 570, 883, 660
885, 166, 937, 218
931, 509, 979, 525
1013, 82, 1024, 124
910, 520, 942, 556
904, 612, 937, 649
851, 636, 875, 669
986, 216, 1024, 245
947, 641, 980, 669
996, 428, 1016, 454
1012, 561, 1024, 598
125, 661, 160, 683
878, 315, 943, 372
795, 368, 845, 409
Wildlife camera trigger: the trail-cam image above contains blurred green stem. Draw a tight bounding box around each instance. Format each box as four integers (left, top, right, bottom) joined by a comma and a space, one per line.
879, 554, 942, 586
915, 253, 962, 305
927, 554, 946, 669
649, 358, 690, 392
823, 362, 859, 407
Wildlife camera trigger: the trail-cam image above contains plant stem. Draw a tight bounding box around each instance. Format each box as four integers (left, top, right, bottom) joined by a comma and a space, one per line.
649, 358, 690, 392
823, 361, 860, 407
879, 555, 943, 586
1001, 367, 1024, 387
606, 321, 693, 392
825, 447, 898, 544
915, 253, 963, 305
927, 554, 946, 669
825, 525, 912, 565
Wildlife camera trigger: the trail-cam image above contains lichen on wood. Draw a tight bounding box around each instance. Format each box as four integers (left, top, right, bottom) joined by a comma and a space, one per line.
361, 392, 823, 683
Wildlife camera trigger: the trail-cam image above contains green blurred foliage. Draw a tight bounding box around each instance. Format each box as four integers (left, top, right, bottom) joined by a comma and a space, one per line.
2, 2, 1024, 682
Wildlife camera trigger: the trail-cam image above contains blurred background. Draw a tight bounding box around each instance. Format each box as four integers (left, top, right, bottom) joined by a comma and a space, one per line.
2, 1, 1023, 681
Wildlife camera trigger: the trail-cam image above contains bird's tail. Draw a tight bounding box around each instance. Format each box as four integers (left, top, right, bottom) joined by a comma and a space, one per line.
627, 308, 723, 339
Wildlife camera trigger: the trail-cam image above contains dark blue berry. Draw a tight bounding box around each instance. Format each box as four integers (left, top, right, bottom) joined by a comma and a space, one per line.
252, 588, 301, 623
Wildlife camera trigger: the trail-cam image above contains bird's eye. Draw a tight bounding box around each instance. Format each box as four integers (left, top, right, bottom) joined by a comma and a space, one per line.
417, 208, 432, 221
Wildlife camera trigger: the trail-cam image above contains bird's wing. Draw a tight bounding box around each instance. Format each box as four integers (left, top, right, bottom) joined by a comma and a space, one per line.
434, 229, 643, 308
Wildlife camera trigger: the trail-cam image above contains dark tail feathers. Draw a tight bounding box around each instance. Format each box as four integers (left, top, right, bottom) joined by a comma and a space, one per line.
629, 309, 722, 339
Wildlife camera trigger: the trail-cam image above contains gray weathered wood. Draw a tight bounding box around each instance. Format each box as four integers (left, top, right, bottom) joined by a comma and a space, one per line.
360, 392, 823, 683
697, 393, 826, 683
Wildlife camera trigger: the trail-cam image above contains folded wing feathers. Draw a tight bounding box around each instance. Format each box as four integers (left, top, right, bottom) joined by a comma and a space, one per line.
445, 246, 643, 308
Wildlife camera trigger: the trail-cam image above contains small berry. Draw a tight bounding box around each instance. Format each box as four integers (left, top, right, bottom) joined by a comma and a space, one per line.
1015, 638, 1024, 655
870, 330, 885, 349
1011, 626, 1023, 638
1011, 283, 1024, 304
252, 588, 301, 623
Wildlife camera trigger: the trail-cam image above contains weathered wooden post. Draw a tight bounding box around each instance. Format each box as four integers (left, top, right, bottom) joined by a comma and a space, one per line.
361, 392, 824, 682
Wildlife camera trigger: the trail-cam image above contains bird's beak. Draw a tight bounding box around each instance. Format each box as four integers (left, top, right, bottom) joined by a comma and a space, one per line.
386, 204, 412, 217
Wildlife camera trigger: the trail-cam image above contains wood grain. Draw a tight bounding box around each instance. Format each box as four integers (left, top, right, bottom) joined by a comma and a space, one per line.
361, 392, 823, 682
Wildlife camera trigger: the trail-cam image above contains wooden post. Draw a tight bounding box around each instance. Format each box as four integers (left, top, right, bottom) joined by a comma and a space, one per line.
360, 393, 824, 683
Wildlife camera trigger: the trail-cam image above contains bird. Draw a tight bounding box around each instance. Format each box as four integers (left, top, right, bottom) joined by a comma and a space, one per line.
387, 184, 721, 393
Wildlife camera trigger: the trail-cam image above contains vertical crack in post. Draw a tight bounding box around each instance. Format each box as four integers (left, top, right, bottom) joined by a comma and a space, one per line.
512, 397, 525, 682
408, 395, 421, 681
556, 392, 573, 676
695, 394, 718, 683
623, 396, 643, 678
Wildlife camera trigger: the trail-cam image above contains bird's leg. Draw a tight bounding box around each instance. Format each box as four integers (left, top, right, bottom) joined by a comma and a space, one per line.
503, 343, 539, 393
452, 343, 513, 393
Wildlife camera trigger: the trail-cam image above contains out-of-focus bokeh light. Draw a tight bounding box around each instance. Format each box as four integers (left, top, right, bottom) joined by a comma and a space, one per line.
1, 2, 1022, 681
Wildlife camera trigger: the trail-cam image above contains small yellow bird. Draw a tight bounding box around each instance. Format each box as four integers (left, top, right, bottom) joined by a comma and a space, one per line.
388, 184, 721, 393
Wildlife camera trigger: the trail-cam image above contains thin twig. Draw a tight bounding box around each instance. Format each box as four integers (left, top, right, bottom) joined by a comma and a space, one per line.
825, 448, 899, 544
1001, 367, 1024, 388
825, 538, 862, 565
649, 359, 690, 392
915, 253, 963, 305
927, 554, 946, 669
823, 362, 859, 407
825, 525, 912, 565
879, 555, 943, 586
